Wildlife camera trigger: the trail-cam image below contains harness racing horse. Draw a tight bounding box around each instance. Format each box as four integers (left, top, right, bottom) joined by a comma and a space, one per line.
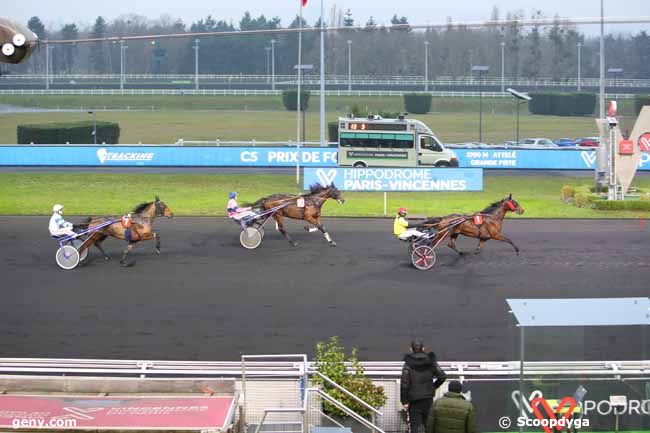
82, 196, 174, 266
421, 194, 524, 255
249, 183, 345, 246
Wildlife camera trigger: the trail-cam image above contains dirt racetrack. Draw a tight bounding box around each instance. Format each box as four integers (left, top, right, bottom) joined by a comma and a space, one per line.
1, 217, 648, 362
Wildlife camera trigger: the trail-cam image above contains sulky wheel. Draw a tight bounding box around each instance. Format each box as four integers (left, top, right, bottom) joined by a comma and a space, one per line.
411, 245, 437, 270
72, 239, 88, 262
55, 245, 80, 270
240, 227, 263, 249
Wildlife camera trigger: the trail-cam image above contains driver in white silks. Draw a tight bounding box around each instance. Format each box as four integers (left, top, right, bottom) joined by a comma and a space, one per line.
48, 204, 76, 237
227, 192, 257, 230
393, 207, 426, 240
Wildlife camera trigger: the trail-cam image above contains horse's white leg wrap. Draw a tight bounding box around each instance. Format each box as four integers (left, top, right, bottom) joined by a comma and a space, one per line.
308, 227, 318, 233
324, 232, 332, 242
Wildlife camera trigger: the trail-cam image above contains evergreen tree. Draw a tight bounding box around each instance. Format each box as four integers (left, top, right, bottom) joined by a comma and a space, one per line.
343, 10, 354, 27
60, 24, 79, 73
90, 17, 107, 73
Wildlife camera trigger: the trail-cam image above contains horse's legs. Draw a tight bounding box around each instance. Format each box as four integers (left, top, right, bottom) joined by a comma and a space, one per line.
153, 232, 161, 254
475, 238, 487, 254
493, 233, 520, 255
120, 243, 135, 265
309, 216, 336, 246
447, 232, 464, 255
273, 214, 297, 246
94, 234, 111, 261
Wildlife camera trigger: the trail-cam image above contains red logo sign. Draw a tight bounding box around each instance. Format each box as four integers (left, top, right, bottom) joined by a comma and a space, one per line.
531, 397, 577, 433
639, 133, 650, 152
619, 139, 634, 155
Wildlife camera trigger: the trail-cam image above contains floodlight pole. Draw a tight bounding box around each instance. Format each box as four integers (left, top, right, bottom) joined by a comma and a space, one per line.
265, 46, 271, 80
119, 40, 127, 91
296, 3, 304, 186
45, 44, 53, 90
424, 41, 429, 92
516, 101, 520, 144
319, 0, 326, 147
194, 39, 200, 90
500, 42, 506, 93
597, 0, 607, 190
347, 40, 352, 92
577, 42, 582, 91
271, 39, 276, 91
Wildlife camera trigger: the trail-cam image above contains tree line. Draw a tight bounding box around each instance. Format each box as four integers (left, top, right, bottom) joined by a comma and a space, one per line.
11, 7, 650, 80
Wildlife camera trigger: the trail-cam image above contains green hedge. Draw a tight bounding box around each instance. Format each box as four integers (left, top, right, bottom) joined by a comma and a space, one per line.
328, 121, 339, 143
635, 95, 650, 115
528, 92, 595, 116
282, 89, 310, 111
574, 93, 596, 116
17, 121, 120, 144
403, 94, 432, 114
592, 200, 650, 211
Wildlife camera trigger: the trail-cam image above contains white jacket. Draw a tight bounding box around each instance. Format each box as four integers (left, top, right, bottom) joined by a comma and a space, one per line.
49, 213, 72, 235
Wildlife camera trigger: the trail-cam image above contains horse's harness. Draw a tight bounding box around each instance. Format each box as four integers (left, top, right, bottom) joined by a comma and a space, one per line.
155, 200, 165, 217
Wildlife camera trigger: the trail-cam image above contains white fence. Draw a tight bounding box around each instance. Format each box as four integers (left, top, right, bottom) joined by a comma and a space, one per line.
3, 74, 650, 88
0, 88, 639, 98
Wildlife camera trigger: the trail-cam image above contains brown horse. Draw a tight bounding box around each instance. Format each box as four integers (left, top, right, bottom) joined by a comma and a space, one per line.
420, 194, 524, 255
81, 196, 174, 266
249, 183, 345, 246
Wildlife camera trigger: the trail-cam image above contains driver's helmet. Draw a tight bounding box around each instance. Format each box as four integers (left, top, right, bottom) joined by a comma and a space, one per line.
53, 204, 64, 213
398, 207, 408, 217
229, 192, 237, 199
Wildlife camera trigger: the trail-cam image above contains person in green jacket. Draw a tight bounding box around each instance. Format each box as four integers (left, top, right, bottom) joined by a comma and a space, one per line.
426, 381, 476, 433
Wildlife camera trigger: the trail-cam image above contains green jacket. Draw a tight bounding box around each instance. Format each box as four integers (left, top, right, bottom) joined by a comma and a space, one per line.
426, 392, 476, 433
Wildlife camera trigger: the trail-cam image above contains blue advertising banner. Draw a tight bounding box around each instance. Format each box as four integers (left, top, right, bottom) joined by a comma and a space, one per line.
0, 146, 339, 167
452, 148, 650, 170
303, 167, 483, 191
2, 146, 650, 170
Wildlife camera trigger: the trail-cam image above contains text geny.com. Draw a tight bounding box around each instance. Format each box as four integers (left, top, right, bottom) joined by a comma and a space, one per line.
12, 418, 77, 429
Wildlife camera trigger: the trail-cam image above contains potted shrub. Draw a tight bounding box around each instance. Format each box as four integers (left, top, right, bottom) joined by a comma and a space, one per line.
313, 337, 387, 422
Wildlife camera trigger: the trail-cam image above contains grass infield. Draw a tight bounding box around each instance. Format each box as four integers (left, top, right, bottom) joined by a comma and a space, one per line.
2, 173, 650, 218
0, 94, 639, 145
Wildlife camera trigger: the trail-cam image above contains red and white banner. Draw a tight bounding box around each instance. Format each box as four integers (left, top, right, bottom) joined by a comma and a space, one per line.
0, 395, 235, 430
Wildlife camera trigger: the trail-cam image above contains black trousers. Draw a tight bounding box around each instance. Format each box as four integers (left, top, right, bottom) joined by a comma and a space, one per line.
408, 398, 433, 433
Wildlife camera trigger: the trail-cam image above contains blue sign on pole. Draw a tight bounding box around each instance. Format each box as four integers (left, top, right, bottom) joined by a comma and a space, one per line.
303, 167, 483, 191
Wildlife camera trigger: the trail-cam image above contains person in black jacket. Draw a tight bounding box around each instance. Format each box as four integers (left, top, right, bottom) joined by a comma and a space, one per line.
400, 340, 447, 433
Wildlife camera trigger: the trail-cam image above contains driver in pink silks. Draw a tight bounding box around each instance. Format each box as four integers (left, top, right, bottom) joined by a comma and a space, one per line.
227, 192, 256, 230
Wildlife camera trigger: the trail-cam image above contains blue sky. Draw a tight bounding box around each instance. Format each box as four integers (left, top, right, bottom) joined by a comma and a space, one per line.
6, 0, 649, 34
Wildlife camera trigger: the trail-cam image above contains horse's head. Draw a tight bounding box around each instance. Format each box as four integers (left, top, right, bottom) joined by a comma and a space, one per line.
154, 195, 175, 218
328, 183, 345, 204
504, 194, 524, 215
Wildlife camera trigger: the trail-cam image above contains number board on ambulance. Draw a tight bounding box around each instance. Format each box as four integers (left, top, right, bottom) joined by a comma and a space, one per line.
347, 123, 408, 131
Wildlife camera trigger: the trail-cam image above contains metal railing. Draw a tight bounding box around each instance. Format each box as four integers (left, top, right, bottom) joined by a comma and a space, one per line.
254, 388, 385, 433
0, 358, 647, 378
0, 88, 639, 98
